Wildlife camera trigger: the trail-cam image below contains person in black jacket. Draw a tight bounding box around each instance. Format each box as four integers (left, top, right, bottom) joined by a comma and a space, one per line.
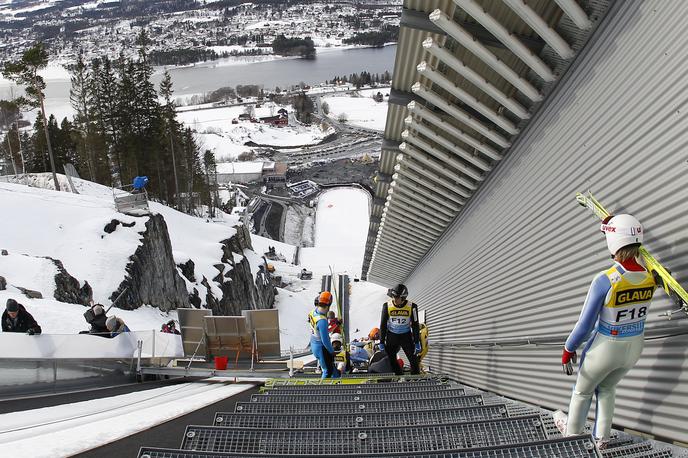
2, 298, 41, 335
89, 304, 111, 337
379, 284, 420, 375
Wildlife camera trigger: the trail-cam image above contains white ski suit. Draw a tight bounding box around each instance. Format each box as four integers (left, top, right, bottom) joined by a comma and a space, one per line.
564, 262, 655, 440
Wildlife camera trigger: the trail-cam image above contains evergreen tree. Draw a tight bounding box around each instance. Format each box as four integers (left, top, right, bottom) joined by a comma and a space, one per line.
70, 51, 97, 181
159, 71, 180, 206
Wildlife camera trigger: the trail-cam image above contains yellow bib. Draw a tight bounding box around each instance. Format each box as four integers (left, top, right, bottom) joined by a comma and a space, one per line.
308, 309, 325, 338
387, 299, 412, 333
334, 350, 347, 363
599, 265, 656, 337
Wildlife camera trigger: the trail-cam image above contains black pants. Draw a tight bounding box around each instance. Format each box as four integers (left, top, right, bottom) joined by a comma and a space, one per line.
322, 348, 337, 378
384, 332, 419, 375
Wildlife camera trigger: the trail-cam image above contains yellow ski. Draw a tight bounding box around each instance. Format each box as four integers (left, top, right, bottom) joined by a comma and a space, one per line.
576, 192, 688, 317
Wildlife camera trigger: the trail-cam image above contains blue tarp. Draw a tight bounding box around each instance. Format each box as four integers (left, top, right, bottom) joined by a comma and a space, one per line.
133, 176, 149, 189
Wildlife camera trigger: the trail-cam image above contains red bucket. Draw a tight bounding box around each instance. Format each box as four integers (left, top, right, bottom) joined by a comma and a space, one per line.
214, 356, 229, 370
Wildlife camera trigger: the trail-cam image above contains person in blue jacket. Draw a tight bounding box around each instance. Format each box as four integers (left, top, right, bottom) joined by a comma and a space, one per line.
308, 291, 340, 379
554, 214, 660, 450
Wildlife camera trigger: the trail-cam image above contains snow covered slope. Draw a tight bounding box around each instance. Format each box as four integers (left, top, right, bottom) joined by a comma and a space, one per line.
0, 175, 258, 333
0, 181, 147, 304
300, 187, 370, 275
0, 176, 388, 345
270, 187, 388, 350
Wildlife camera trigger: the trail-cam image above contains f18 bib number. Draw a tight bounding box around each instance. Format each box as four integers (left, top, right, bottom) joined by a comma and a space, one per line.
615, 306, 647, 322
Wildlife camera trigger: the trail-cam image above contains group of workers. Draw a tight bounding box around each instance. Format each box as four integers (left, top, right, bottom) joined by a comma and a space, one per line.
308, 282, 425, 378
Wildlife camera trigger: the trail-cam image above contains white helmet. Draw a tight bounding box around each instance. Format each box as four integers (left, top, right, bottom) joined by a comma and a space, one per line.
330, 333, 343, 344
601, 214, 643, 255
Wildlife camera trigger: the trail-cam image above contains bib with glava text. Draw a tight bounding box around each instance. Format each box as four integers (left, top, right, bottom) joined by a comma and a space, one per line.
308, 309, 325, 339
387, 299, 412, 334
599, 265, 656, 337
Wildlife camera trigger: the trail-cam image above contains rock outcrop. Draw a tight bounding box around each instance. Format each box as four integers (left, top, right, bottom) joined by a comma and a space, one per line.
205, 223, 275, 316
109, 214, 189, 311
49, 257, 93, 305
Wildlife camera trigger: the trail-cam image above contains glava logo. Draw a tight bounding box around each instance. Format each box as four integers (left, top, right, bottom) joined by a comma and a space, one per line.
615, 287, 654, 305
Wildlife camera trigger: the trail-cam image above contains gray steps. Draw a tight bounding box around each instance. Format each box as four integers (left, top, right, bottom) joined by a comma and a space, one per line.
139, 435, 598, 457
234, 393, 484, 413
214, 403, 510, 429
181, 415, 547, 455
249, 387, 466, 403
137, 373, 683, 458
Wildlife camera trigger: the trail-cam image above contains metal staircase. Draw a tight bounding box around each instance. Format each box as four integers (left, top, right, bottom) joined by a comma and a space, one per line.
137, 374, 686, 458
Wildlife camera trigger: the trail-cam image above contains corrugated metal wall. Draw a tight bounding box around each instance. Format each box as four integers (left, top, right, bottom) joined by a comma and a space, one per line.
405, 1, 688, 444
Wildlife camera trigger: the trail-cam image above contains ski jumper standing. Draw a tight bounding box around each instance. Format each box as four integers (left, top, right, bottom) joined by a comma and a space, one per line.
309, 291, 340, 379
555, 214, 658, 449
379, 284, 421, 375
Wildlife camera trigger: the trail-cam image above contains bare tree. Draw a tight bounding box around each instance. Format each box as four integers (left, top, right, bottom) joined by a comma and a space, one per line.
3, 43, 59, 190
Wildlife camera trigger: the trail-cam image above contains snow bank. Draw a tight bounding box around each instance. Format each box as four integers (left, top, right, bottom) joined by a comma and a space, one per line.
0, 253, 57, 300
0, 176, 252, 334
348, 281, 388, 341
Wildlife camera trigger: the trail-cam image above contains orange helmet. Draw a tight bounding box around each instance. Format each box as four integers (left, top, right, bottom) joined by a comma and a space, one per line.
317, 291, 333, 306
368, 327, 380, 340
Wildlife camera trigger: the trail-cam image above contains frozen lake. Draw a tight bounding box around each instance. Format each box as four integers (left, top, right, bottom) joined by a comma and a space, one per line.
0, 45, 397, 122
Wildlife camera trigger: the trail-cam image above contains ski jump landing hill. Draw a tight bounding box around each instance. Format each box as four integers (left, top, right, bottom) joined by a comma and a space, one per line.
362, 0, 688, 447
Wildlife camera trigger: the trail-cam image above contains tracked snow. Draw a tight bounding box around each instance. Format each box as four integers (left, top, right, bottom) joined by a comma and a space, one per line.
0, 382, 253, 457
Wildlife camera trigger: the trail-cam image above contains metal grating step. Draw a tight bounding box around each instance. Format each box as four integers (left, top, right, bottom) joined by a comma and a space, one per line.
180, 415, 547, 455
214, 404, 511, 429
250, 387, 467, 403
263, 374, 448, 386
140, 436, 599, 457
602, 442, 674, 458
262, 381, 451, 393
234, 394, 485, 414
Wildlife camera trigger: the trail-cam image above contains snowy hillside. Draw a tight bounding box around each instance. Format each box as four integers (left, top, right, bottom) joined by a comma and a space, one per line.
0, 176, 389, 346
0, 181, 147, 305
0, 175, 264, 333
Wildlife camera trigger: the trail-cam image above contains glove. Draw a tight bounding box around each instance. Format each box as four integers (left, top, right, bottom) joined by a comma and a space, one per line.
27, 329, 35, 336
414, 343, 422, 355
562, 348, 577, 375
378, 343, 385, 352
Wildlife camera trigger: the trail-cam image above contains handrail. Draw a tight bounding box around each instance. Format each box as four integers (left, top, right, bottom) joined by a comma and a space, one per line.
428, 324, 688, 349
